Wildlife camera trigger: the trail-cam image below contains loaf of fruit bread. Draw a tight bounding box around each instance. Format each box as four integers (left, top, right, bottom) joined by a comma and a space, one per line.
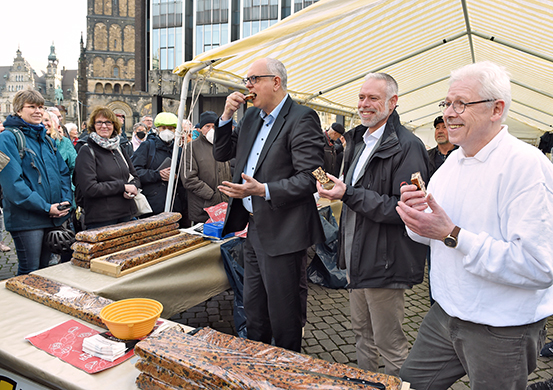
70, 257, 91, 269
72, 229, 180, 261
75, 212, 181, 243
135, 360, 217, 390
136, 373, 181, 390
72, 223, 180, 254
194, 327, 401, 389
5, 274, 112, 328
134, 326, 402, 389
98, 233, 204, 271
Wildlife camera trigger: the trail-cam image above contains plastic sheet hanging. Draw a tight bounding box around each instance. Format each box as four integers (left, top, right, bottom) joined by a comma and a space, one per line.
307, 205, 347, 289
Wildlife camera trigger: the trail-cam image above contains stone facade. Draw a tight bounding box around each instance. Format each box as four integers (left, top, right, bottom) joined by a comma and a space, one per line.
82, 0, 151, 136
0, 48, 79, 125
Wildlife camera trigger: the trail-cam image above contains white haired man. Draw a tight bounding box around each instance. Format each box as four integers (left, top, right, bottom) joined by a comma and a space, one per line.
397, 61, 553, 389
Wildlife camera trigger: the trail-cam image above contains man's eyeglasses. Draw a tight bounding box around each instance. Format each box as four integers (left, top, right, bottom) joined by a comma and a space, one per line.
438, 99, 495, 115
95, 121, 114, 127
23, 105, 44, 112
241, 75, 275, 85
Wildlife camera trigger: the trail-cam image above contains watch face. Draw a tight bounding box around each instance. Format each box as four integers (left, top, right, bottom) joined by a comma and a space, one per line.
444, 237, 457, 247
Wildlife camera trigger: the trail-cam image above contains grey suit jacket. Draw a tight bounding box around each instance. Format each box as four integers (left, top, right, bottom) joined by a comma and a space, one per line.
213, 96, 325, 256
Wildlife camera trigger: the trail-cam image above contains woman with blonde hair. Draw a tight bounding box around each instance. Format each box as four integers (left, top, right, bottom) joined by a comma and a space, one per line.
44, 111, 76, 177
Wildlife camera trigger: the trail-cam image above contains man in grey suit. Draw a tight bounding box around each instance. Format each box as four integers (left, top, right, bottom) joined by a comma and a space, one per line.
213, 58, 325, 351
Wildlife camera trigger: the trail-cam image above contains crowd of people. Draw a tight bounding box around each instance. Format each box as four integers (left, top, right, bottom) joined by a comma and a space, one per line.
0, 57, 552, 389
0, 94, 204, 273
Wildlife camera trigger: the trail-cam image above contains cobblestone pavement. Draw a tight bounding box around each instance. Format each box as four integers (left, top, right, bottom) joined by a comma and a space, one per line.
1, 232, 552, 389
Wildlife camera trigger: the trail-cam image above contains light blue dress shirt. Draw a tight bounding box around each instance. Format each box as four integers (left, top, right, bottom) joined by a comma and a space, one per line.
219, 95, 288, 212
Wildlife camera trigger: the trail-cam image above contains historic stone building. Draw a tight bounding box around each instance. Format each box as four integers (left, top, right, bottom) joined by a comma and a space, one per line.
0, 47, 79, 125
81, 0, 151, 136
134, 0, 322, 125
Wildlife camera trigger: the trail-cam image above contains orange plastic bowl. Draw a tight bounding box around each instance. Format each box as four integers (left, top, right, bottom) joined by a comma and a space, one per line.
100, 298, 163, 340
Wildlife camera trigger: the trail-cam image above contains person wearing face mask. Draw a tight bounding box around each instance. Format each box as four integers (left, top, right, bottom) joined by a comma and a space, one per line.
181, 111, 231, 224
131, 122, 148, 152
131, 112, 188, 226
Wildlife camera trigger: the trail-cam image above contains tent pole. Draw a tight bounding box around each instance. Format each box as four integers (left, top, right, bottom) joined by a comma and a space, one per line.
201, 76, 355, 117
164, 63, 209, 212
511, 80, 553, 100
460, 0, 476, 63
299, 32, 467, 104
471, 31, 553, 64
399, 98, 444, 116
509, 109, 553, 129
512, 99, 553, 119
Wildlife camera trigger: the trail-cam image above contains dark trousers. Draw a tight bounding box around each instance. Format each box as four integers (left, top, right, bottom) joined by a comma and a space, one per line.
243, 216, 304, 352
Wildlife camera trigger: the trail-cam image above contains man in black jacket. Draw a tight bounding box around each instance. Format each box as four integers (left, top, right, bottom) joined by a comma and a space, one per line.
318, 73, 428, 376
131, 112, 188, 226
427, 116, 458, 178
323, 122, 345, 177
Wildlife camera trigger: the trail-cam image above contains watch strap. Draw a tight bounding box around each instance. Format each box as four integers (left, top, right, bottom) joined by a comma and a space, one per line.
450, 226, 460, 240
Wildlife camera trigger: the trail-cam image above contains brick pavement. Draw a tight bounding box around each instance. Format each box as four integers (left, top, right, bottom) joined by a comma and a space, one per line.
1, 231, 552, 389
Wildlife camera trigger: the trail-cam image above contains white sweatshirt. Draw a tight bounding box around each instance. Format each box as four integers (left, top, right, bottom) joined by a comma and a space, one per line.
408, 126, 553, 326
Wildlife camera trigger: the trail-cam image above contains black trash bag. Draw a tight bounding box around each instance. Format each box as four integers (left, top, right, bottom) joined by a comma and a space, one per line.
527, 377, 553, 390
220, 237, 247, 338
307, 205, 347, 289
541, 340, 553, 357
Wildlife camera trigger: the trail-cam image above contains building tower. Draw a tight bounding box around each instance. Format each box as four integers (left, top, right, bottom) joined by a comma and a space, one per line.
0, 49, 36, 117
84, 0, 151, 136
45, 43, 60, 102
78, 33, 88, 127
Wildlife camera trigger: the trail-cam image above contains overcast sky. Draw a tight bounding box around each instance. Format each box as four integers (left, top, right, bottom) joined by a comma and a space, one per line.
1, 1, 88, 75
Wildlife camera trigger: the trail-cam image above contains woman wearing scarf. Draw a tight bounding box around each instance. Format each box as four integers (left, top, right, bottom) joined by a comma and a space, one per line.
74, 106, 140, 230
131, 122, 148, 152
0, 90, 72, 275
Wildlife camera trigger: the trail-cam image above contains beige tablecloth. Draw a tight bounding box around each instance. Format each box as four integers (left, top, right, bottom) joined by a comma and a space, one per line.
0, 280, 142, 390
34, 239, 231, 318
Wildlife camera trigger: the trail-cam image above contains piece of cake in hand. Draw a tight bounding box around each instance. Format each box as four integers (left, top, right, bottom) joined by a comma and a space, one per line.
410, 171, 427, 195
312, 167, 334, 190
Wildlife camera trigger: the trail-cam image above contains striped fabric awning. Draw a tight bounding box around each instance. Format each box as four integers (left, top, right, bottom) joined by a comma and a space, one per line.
174, 0, 553, 143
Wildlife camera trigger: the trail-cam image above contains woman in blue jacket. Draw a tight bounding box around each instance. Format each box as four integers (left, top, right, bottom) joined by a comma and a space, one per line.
0, 90, 72, 275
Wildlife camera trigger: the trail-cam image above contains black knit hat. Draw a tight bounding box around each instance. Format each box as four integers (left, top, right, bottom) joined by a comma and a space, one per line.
330, 122, 345, 135
199, 111, 218, 129
434, 116, 444, 128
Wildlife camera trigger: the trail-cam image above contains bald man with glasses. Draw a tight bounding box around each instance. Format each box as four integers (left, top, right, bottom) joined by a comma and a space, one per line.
213, 58, 325, 352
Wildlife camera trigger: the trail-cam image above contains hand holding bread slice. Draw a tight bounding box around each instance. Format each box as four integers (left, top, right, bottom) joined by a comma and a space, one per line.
312, 167, 335, 190
410, 171, 427, 195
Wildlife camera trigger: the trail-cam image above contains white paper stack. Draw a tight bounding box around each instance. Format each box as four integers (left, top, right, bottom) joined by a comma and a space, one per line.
82, 334, 127, 362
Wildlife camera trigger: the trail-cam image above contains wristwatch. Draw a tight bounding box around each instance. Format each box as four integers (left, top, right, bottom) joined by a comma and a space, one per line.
443, 226, 461, 248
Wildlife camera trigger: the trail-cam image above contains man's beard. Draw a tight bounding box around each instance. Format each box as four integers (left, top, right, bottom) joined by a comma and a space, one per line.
359, 100, 389, 128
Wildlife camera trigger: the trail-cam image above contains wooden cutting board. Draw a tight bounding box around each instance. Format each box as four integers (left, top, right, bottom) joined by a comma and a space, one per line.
90, 233, 210, 277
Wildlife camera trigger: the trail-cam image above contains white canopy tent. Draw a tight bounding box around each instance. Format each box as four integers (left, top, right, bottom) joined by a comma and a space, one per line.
165, 0, 553, 209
